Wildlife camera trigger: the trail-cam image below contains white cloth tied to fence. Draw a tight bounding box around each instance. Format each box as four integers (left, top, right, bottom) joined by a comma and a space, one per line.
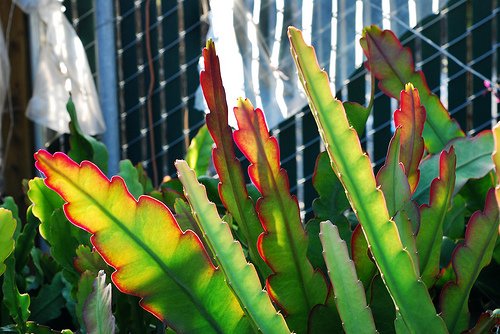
15, 0, 105, 135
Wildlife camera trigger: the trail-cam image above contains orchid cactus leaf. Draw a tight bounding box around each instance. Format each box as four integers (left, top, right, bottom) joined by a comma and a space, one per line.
83, 270, 116, 334
351, 224, 377, 289
2, 256, 30, 332
343, 101, 371, 136
30, 272, 66, 324
394, 84, 426, 193
360, 25, 463, 153
172, 198, 214, 261
234, 98, 328, 332
376, 128, 420, 273
28, 178, 87, 281
66, 97, 108, 173
289, 26, 447, 333
304, 218, 326, 274
376, 128, 411, 215
185, 124, 214, 177
200, 40, 270, 278
173, 198, 201, 234
34, 150, 253, 333
0, 208, 16, 276
414, 131, 494, 204
27, 178, 65, 224
198, 176, 227, 215
440, 189, 499, 334
135, 163, 154, 194
443, 195, 467, 240
307, 151, 351, 272
176, 160, 290, 333
150, 178, 185, 210
319, 221, 377, 333
118, 160, 144, 199
76, 270, 95, 332
312, 152, 350, 222
13, 207, 39, 273
307, 292, 343, 333
74, 245, 108, 275
1, 197, 21, 237
417, 148, 456, 286
368, 275, 397, 334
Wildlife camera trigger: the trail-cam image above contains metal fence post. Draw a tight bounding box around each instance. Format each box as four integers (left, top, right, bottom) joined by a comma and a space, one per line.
95, 0, 120, 176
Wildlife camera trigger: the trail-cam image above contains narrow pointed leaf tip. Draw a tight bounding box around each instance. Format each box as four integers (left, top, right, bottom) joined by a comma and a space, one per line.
233, 97, 328, 333
395, 83, 426, 193
288, 27, 447, 333
376, 128, 420, 273
175, 160, 290, 333
34, 150, 251, 333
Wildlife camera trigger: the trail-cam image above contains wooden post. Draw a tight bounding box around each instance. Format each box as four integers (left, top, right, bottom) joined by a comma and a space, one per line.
0, 1, 33, 208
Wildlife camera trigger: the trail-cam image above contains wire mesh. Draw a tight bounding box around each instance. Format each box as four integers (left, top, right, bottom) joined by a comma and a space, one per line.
57, 0, 498, 217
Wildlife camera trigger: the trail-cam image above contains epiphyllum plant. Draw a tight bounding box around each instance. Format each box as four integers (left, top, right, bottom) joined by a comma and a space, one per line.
6, 25, 496, 333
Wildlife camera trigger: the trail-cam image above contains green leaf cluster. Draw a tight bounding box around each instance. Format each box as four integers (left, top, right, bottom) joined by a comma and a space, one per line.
0, 25, 498, 334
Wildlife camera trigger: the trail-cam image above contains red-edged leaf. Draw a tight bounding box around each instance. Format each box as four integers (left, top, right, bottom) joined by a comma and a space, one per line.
417, 147, 456, 287
376, 128, 419, 272
377, 128, 410, 215
440, 189, 499, 334
34, 150, 252, 333
361, 26, 464, 154
394, 84, 426, 193
233, 98, 328, 333
200, 40, 270, 278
